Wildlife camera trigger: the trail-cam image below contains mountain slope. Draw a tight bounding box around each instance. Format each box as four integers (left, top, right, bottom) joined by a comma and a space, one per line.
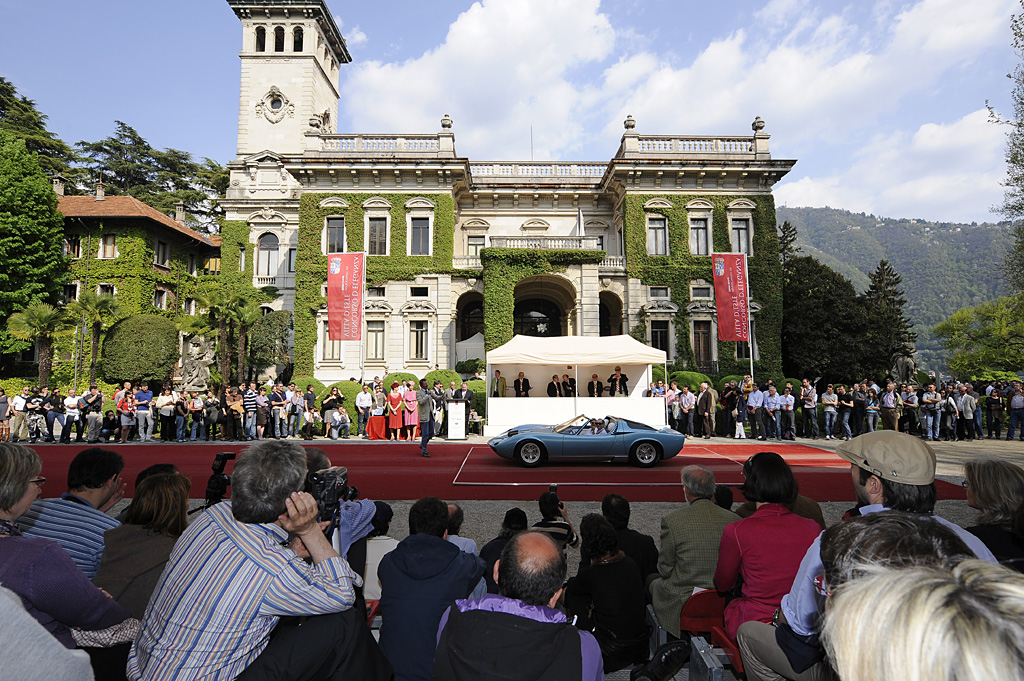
776, 206, 1013, 371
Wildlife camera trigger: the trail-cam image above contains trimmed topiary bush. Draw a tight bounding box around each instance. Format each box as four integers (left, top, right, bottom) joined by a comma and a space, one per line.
383, 372, 418, 389
455, 358, 485, 376
291, 376, 327, 399
425, 369, 461, 389
327, 380, 364, 420
100, 314, 179, 385
670, 371, 712, 391
718, 374, 743, 392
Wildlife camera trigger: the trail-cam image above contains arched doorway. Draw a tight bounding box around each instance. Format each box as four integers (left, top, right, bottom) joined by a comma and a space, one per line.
456, 292, 484, 341
514, 299, 562, 337
599, 291, 623, 336
513, 275, 577, 337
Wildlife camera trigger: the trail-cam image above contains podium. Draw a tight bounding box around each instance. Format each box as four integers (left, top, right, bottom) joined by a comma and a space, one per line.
446, 399, 467, 440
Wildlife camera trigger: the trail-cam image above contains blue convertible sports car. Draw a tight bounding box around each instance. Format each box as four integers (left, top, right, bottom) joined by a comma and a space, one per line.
487, 414, 685, 468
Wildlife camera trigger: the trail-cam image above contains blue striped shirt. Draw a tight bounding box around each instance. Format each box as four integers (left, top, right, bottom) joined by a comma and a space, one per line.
127, 501, 359, 681
19, 495, 120, 580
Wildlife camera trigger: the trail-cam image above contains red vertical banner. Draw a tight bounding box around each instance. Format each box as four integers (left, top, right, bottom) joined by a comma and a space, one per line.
711, 253, 749, 341
326, 252, 365, 341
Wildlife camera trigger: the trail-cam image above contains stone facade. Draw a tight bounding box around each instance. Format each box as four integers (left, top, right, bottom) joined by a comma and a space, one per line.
222, 1, 796, 383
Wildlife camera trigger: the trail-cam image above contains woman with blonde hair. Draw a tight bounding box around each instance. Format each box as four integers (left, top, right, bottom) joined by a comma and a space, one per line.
93, 472, 192, 619
822, 560, 1024, 681
964, 459, 1024, 571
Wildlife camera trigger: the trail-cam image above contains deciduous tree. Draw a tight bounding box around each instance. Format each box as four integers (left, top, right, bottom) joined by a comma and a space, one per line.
933, 296, 1024, 377
0, 131, 67, 368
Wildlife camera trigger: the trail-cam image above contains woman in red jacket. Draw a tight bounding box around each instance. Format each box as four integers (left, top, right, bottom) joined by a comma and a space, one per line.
713, 451, 821, 640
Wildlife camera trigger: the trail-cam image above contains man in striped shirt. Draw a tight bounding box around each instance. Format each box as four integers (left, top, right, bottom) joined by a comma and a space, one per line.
127, 441, 391, 681
19, 447, 124, 579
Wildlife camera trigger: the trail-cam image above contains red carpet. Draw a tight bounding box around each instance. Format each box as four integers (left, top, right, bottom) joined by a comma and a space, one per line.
29, 440, 967, 504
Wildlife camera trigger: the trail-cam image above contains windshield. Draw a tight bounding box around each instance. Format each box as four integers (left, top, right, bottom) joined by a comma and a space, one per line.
553, 414, 589, 433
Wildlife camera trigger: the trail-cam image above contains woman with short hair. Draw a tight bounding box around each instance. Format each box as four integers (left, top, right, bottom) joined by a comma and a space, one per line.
713, 452, 821, 640
0, 443, 130, 647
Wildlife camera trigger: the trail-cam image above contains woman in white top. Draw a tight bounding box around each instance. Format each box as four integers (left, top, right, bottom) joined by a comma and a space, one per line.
61, 390, 84, 443
821, 385, 839, 440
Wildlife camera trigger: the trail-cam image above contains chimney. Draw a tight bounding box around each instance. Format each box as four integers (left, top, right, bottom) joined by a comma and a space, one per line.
174, 201, 186, 223
52, 175, 66, 197
95, 182, 105, 201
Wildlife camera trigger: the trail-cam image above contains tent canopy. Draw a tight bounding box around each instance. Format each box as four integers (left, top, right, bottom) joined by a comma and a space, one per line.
486, 334, 666, 366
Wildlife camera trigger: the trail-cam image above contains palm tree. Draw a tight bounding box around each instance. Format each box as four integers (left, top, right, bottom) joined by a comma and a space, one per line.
195, 283, 242, 393
67, 291, 121, 384
232, 299, 262, 383
7, 302, 72, 387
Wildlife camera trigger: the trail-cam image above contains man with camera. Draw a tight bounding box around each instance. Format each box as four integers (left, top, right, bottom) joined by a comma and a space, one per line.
127, 441, 391, 681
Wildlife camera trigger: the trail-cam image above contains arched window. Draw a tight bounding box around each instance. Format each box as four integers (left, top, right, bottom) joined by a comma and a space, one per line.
293, 26, 303, 52
255, 26, 266, 52
459, 300, 484, 341
513, 299, 562, 337
257, 233, 279, 276
274, 26, 285, 52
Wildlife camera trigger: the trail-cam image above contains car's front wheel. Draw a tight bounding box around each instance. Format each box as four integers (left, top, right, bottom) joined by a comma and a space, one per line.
515, 440, 545, 468
630, 441, 661, 468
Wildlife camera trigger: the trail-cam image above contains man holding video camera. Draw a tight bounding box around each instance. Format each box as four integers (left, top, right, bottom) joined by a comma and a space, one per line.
127, 441, 391, 681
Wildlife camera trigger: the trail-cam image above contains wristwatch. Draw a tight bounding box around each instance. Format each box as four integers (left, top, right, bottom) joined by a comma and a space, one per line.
771, 608, 782, 627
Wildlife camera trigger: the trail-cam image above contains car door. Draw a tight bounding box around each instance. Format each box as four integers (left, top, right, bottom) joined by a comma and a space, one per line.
561, 424, 615, 460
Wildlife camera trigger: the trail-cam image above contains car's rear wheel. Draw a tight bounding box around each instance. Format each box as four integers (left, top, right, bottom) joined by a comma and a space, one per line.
515, 440, 545, 468
630, 441, 660, 468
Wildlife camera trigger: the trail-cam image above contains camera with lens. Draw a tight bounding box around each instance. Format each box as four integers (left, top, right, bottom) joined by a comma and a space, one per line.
202, 452, 236, 510
306, 467, 358, 523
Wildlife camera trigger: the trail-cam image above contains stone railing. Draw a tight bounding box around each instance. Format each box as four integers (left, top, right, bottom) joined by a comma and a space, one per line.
489, 236, 601, 250
617, 134, 769, 159
255, 274, 294, 288
315, 133, 456, 158
453, 255, 482, 269
469, 163, 607, 179
600, 256, 626, 269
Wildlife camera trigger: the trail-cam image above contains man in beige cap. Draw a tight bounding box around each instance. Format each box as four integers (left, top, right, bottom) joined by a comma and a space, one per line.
736, 431, 996, 681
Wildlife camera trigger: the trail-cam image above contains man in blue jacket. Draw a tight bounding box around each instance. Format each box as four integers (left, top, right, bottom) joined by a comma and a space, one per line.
378, 497, 485, 681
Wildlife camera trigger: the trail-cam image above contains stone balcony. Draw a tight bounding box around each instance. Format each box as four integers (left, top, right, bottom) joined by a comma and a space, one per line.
468, 162, 607, 186
254, 274, 294, 288
489, 235, 601, 250
309, 132, 457, 159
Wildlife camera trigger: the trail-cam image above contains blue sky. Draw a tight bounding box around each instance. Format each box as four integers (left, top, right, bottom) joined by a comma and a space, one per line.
0, 0, 1016, 222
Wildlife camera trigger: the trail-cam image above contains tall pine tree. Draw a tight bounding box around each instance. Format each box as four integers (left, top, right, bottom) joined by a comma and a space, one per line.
862, 259, 917, 377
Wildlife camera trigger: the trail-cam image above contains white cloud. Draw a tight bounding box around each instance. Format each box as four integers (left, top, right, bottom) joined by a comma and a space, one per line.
339, 0, 614, 158
335, 0, 1013, 219
774, 108, 1007, 222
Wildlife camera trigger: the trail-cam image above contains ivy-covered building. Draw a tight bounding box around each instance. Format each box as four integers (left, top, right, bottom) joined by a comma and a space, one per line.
54, 188, 220, 375
222, 0, 796, 384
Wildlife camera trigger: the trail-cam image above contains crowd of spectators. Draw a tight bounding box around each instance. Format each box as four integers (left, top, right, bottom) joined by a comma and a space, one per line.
0, 376, 479, 448
657, 374, 1024, 444
2, 429, 1024, 680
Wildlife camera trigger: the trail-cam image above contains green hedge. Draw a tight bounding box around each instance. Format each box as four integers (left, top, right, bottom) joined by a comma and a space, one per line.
467, 378, 486, 417
326, 380, 364, 420
291, 376, 326, 397
718, 374, 743, 392
455, 358, 485, 376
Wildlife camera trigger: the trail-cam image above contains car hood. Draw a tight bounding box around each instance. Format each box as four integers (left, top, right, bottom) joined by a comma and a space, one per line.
504, 424, 554, 437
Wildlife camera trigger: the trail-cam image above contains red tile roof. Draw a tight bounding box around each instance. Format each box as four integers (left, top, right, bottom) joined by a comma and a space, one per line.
58, 195, 218, 247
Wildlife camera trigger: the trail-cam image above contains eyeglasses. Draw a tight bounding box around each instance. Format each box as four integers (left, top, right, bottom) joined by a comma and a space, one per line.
961, 480, 970, 488
813, 574, 831, 597
29, 477, 46, 487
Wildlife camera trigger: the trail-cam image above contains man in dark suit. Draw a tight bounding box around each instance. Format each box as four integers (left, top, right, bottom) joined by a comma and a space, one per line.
696, 382, 715, 439
547, 375, 563, 397
560, 374, 576, 397
514, 372, 531, 397
455, 382, 474, 424
587, 373, 604, 397
607, 366, 629, 396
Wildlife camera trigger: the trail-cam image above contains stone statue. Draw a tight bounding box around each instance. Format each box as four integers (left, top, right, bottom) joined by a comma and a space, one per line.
889, 341, 918, 388
181, 334, 215, 392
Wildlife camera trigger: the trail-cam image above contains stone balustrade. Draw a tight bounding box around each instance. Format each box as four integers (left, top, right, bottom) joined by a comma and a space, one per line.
469, 163, 607, 178
489, 235, 602, 250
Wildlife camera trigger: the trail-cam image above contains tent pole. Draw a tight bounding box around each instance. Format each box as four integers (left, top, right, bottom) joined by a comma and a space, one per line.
573, 364, 578, 416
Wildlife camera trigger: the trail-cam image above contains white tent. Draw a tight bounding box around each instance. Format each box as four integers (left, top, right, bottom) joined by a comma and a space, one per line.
484, 334, 667, 435
486, 334, 665, 366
